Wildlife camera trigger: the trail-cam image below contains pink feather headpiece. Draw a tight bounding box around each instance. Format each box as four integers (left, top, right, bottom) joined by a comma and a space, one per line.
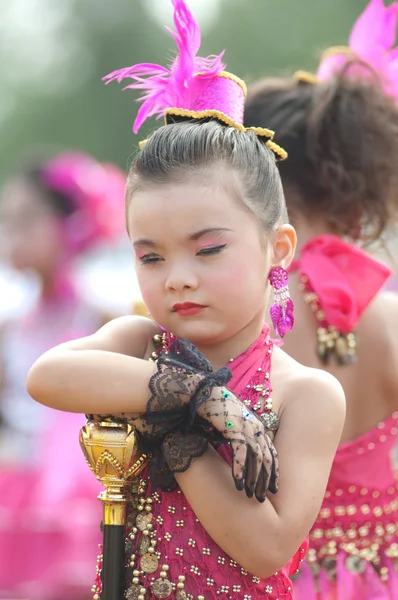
41, 152, 126, 254
295, 0, 398, 102
103, 0, 286, 160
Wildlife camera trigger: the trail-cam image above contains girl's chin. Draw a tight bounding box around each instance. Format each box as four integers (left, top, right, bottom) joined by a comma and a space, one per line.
171, 322, 228, 345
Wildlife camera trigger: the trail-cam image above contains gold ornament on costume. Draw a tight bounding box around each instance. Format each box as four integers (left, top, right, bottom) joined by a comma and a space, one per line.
299, 274, 357, 364
141, 552, 160, 574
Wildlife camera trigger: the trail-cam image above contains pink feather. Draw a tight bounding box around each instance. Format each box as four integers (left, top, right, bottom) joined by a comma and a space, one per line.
317, 0, 398, 103
349, 0, 398, 58
103, 0, 225, 133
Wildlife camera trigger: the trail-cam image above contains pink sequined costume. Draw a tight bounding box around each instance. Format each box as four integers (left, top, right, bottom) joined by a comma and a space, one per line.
288, 235, 397, 599
294, 412, 398, 600
92, 326, 308, 600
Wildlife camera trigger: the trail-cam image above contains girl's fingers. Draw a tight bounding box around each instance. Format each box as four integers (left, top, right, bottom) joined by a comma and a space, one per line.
255, 464, 268, 503
230, 437, 247, 490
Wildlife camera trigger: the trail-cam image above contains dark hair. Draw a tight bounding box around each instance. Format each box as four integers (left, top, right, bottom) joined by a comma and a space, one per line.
244, 62, 398, 240
126, 118, 288, 230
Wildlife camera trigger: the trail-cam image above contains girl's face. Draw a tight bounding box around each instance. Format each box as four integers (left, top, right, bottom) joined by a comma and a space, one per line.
128, 172, 293, 349
0, 178, 65, 276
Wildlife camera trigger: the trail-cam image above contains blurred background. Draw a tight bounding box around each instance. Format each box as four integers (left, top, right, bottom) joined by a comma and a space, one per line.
0, 1, 397, 598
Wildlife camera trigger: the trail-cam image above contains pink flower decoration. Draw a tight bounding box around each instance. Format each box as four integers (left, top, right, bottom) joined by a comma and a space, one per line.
317, 0, 398, 101
41, 152, 126, 254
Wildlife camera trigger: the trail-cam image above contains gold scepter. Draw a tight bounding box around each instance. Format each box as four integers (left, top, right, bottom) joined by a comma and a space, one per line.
80, 419, 148, 600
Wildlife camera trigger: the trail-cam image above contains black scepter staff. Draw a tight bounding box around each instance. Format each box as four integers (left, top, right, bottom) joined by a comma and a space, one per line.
80, 420, 148, 600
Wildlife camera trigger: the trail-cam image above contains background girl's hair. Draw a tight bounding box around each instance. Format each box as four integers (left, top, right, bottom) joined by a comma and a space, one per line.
244, 60, 398, 240
127, 119, 288, 230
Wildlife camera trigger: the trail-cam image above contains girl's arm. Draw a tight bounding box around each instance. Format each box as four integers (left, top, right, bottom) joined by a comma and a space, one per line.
26, 316, 159, 413
175, 369, 345, 579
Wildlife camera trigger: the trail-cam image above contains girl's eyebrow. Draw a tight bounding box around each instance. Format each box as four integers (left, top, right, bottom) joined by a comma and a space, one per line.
133, 227, 232, 249
189, 227, 233, 240
133, 238, 156, 249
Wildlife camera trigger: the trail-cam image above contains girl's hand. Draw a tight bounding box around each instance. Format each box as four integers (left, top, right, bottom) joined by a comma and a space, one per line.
145, 338, 279, 502
195, 386, 279, 502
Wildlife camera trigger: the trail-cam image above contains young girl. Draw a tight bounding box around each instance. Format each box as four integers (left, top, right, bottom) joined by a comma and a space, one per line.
27, 2, 345, 599
244, 0, 398, 597
0, 150, 126, 599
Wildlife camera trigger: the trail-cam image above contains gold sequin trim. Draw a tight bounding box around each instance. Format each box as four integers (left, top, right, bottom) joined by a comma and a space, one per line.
321, 45, 355, 60
311, 519, 398, 543
293, 45, 355, 88
164, 107, 245, 131
265, 139, 288, 161
293, 70, 318, 85
244, 125, 274, 139
139, 108, 286, 160
163, 108, 287, 160
318, 498, 398, 519
193, 70, 247, 97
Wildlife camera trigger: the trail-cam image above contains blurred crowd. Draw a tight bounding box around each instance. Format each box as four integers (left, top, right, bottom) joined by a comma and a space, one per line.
0, 150, 146, 599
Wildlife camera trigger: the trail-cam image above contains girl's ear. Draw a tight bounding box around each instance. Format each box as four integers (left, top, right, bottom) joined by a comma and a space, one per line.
271, 224, 297, 268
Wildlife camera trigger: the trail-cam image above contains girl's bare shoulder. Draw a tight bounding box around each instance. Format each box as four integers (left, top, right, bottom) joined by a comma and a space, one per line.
272, 344, 346, 424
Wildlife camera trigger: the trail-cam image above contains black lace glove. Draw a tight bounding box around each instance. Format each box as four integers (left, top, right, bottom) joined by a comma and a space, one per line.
143, 431, 209, 491
145, 338, 279, 502
194, 384, 279, 502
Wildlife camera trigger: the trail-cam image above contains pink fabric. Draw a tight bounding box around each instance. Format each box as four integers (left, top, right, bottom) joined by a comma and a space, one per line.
293, 412, 398, 599
192, 75, 245, 125
121, 325, 307, 600
316, 0, 398, 103
228, 324, 273, 396
290, 235, 391, 334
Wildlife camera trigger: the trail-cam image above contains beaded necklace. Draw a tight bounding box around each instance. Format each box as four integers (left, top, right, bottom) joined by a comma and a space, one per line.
297, 272, 357, 365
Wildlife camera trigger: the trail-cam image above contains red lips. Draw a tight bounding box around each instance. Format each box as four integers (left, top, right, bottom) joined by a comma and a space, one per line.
173, 302, 205, 316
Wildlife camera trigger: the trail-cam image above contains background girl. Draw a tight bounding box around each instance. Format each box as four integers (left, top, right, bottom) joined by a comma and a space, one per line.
244, 0, 398, 597
0, 150, 126, 599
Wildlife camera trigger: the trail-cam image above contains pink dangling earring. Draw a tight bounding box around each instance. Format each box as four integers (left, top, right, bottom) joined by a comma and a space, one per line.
268, 267, 294, 338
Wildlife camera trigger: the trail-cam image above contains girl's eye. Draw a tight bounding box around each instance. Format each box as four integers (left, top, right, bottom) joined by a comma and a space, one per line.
139, 253, 163, 265
197, 244, 227, 256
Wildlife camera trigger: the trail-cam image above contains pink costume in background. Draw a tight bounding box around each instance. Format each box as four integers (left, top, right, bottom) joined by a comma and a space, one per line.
289, 235, 397, 599
291, 2, 398, 591
0, 153, 126, 599
93, 326, 308, 600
